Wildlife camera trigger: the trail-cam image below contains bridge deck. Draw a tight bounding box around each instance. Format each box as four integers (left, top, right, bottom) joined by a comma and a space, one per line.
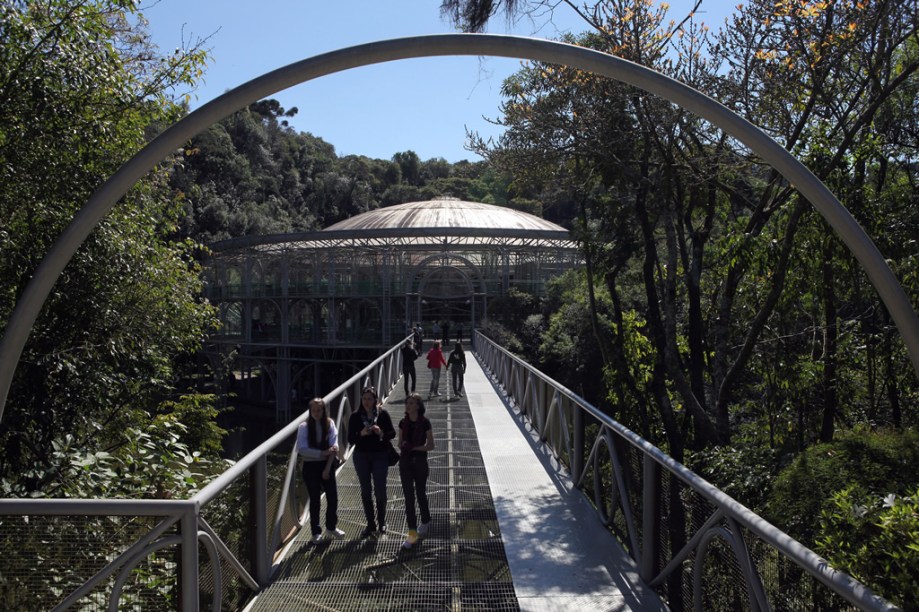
245, 350, 663, 611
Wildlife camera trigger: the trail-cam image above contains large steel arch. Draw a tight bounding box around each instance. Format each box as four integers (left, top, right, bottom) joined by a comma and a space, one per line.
1, 33, 918, 420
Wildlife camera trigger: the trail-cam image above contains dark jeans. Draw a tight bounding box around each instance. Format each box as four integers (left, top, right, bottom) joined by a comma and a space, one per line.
403, 365, 416, 395
302, 460, 338, 534
353, 449, 390, 528
451, 368, 464, 395
399, 454, 430, 530
429, 367, 442, 394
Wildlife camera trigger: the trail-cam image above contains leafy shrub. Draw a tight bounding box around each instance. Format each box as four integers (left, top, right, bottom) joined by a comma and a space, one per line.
690, 444, 783, 514
765, 428, 919, 546
816, 486, 919, 611
477, 318, 523, 354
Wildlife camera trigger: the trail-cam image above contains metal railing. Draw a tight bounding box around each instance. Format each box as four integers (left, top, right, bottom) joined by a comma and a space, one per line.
0, 337, 409, 611
474, 331, 898, 612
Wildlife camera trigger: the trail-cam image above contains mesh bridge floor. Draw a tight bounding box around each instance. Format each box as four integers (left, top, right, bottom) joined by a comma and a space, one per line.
246, 352, 519, 612
246, 347, 664, 611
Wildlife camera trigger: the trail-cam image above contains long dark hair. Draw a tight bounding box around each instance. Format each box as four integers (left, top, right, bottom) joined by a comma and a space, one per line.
404, 392, 426, 417
307, 397, 331, 447
360, 385, 383, 417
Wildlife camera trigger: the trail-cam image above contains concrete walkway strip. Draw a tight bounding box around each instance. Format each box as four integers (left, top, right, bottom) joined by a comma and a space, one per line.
464, 354, 667, 611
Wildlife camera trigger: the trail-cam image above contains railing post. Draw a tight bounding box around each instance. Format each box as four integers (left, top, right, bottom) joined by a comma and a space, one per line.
251, 455, 270, 586
641, 454, 661, 583
179, 506, 200, 611
572, 405, 584, 484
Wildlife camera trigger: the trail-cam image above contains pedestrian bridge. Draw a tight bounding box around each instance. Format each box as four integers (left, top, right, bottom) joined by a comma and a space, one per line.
0, 334, 893, 611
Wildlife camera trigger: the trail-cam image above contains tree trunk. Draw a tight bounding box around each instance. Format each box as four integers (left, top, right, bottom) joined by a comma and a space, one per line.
819, 235, 837, 443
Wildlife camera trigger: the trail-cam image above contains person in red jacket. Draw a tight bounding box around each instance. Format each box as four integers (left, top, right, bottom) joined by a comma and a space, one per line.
426, 341, 448, 398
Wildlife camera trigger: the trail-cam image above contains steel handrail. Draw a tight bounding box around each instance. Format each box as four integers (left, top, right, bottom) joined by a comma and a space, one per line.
0, 337, 409, 611
473, 330, 896, 612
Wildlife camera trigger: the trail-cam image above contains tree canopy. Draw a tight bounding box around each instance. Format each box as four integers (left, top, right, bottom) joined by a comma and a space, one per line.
0, 0, 217, 494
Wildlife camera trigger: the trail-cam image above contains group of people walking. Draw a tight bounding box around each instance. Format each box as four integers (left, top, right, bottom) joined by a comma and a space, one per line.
297, 326, 469, 550
297, 366, 443, 550
423, 340, 466, 398
411, 320, 464, 352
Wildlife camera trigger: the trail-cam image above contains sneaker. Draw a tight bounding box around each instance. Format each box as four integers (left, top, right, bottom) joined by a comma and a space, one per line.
402, 529, 418, 549
360, 525, 376, 539
378, 524, 388, 535
326, 528, 345, 539
311, 532, 323, 544
417, 522, 431, 537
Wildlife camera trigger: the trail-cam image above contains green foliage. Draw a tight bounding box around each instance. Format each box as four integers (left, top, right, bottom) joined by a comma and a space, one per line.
487, 287, 540, 332
766, 428, 919, 546
0, 0, 218, 493
477, 318, 523, 354
690, 444, 784, 513
155, 393, 226, 457
539, 271, 612, 403
816, 486, 919, 611
0, 414, 227, 608
1, 413, 223, 499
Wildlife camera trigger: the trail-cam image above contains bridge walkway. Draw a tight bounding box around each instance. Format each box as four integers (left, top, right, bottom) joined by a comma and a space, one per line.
245, 349, 664, 611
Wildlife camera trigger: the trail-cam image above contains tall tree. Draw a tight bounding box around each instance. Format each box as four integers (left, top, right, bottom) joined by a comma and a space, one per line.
0, 0, 216, 491
463, 0, 919, 453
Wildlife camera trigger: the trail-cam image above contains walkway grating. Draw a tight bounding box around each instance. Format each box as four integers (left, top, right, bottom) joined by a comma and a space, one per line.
246, 353, 520, 611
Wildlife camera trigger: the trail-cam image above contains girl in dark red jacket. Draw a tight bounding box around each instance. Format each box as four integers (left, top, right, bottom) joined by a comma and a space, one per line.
426, 341, 448, 398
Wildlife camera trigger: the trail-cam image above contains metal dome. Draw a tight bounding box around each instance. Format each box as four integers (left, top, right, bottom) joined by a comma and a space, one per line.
323, 198, 568, 233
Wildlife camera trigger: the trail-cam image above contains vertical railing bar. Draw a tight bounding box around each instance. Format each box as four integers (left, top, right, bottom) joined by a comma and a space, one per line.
607, 429, 641, 557
725, 516, 771, 612
180, 507, 200, 612
251, 455, 269, 586
649, 508, 725, 588
198, 518, 260, 590
641, 453, 661, 583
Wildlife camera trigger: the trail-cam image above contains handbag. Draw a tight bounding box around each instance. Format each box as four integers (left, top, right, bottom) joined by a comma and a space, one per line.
388, 443, 400, 467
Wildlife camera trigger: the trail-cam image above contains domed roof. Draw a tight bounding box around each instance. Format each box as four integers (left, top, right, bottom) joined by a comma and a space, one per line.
323, 198, 567, 233
208, 197, 575, 254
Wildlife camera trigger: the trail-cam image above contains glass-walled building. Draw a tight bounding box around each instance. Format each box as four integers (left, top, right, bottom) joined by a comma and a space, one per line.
202, 198, 579, 424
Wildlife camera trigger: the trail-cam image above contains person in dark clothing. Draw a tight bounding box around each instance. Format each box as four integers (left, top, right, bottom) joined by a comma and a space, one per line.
401, 340, 418, 396
347, 386, 396, 537
297, 398, 345, 543
413, 323, 424, 352
398, 392, 434, 549
441, 320, 450, 345
448, 342, 467, 398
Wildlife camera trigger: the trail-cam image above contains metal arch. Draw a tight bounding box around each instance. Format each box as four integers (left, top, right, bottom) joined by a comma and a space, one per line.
2, 33, 918, 421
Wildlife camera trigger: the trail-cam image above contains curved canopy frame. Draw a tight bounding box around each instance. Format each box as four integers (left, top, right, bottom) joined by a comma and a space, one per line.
1, 33, 918, 420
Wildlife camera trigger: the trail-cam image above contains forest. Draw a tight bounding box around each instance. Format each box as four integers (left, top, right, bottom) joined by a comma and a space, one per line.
1, 0, 918, 607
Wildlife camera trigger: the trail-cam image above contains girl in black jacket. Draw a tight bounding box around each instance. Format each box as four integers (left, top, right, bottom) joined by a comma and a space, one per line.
398, 392, 434, 549
347, 386, 396, 537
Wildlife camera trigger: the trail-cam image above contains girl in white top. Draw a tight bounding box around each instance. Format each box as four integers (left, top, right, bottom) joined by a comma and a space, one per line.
297, 397, 345, 543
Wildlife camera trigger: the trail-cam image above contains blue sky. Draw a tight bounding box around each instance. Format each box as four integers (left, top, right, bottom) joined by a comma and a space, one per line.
143, 1, 739, 163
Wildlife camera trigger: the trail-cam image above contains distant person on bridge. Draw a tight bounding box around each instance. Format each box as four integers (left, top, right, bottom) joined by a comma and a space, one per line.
348, 386, 397, 538
426, 341, 448, 398
441, 320, 450, 345
448, 343, 466, 398
413, 322, 424, 352
401, 339, 418, 396
431, 321, 441, 344
297, 397, 345, 544
398, 392, 434, 550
